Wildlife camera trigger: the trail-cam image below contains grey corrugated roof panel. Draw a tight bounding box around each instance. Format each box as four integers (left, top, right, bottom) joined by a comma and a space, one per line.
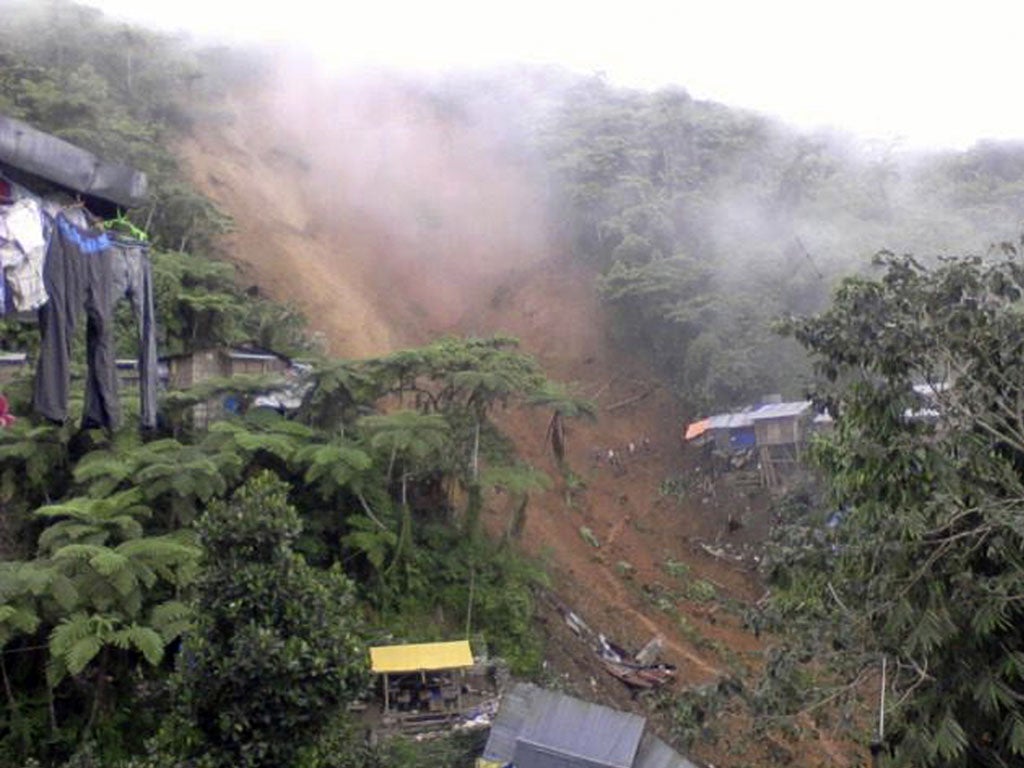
706, 412, 754, 429
485, 684, 646, 768
0, 114, 147, 208
748, 401, 813, 420
516, 686, 644, 768
483, 683, 535, 763
225, 351, 281, 361
633, 733, 701, 768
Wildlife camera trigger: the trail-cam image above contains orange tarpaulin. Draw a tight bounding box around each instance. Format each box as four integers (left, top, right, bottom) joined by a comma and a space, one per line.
684, 418, 710, 441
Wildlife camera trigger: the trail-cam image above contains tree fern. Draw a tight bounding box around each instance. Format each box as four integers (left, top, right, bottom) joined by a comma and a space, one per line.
48, 612, 107, 682
295, 440, 373, 499
112, 624, 163, 666
0, 602, 41, 646
341, 515, 397, 572
149, 599, 193, 643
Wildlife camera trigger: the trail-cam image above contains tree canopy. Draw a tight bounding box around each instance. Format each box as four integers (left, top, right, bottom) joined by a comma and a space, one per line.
766, 251, 1024, 767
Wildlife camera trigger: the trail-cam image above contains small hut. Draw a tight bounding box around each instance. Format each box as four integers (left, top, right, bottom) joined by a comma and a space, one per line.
0, 352, 27, 384
369, 640, 474, 717
749, 400, 812, 486
162, 346, 290, 389
683, 412, 755, 452
161, 345, 292, 428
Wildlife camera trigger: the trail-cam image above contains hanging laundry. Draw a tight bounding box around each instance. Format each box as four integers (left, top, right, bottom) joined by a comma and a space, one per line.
0, 394, 15, 428
91, 238, 158, 429
33, 214, 119, 430
0, 197, 49, 312
103, 212, 149, 242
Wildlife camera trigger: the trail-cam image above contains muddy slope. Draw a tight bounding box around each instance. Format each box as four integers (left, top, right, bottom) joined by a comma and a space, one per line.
181, 66, 854, 767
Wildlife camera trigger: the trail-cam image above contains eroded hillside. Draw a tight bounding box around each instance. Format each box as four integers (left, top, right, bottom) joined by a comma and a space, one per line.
181, 64, 854, 767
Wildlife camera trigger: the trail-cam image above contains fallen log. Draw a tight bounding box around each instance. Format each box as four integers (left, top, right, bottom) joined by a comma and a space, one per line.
605, 387, 655, 412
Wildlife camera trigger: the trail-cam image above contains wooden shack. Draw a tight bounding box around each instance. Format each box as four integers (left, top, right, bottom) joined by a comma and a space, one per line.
0, 352, 27, 384
370, 640, 474, 728
162, 346, 291, 428
684, 412, 755, 451
749, 401, 812, 487
163, 346, 289, 389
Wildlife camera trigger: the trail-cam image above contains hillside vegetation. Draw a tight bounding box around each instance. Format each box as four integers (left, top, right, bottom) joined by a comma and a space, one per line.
1, 2, 1024, 767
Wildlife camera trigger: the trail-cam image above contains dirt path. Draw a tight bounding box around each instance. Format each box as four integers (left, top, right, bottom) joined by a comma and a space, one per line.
180, 68, 853, 767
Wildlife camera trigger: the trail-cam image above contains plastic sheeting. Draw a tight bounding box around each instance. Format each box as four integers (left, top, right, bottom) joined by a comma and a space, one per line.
683, 419, 709, 441
0, 114, 147, 208
369, 640, 473, 673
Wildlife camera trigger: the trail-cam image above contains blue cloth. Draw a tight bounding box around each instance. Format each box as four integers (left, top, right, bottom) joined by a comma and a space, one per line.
56, 215, 111, 254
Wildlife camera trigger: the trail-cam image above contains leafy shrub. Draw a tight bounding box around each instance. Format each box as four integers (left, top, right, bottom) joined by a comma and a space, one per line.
163, 472, 368, 767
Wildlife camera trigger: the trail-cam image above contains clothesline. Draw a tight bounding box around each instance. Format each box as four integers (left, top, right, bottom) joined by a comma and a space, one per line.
0, 171, 158, 431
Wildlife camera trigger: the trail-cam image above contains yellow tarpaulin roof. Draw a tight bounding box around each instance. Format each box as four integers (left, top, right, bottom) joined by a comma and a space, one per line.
370, 640, 474, 674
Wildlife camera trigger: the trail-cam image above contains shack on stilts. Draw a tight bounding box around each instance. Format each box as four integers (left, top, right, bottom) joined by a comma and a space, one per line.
369, 640, 474, 719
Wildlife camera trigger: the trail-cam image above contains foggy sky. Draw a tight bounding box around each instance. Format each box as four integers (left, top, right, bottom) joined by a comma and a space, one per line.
88, 0, 1023, 150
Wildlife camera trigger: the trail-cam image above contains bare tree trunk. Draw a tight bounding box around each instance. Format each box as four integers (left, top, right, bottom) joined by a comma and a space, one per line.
387, 445, 398, 486
464, 567, 475, 638
472, 419, 480, 481
85, 646, 110, 734
0, 653, 17, 718
48, 686, 58, 733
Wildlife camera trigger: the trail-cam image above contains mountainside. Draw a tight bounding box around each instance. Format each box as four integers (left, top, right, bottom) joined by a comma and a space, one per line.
181, 66, 851, 766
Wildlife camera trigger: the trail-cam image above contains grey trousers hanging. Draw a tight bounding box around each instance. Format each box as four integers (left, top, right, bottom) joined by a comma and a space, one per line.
33, 215, 119, 430
103, 241, 158, 429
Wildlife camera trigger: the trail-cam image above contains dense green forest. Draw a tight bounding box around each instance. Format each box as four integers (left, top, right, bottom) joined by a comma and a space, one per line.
536, 78, 1024, 410
2, 1, 1024, 767
0, 4, 567, 766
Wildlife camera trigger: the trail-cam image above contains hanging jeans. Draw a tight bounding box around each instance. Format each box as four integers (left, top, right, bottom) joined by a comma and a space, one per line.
33, 216, 119, 430
97, 240, 158, 429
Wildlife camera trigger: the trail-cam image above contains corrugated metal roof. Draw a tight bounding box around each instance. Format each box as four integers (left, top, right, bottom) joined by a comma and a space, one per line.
516, 687, 644, 768
633, 733, 700, 768
483, 683, 535, 763
485, 684, 700, 768
226, 351, 281, 361
707, 412, 754, 429
748, 401, 812, 420
369, 640, 473, 673
486, 684, 643, 768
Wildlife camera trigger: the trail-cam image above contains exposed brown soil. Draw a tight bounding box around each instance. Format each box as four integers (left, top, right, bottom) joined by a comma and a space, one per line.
179, 67, 857, 767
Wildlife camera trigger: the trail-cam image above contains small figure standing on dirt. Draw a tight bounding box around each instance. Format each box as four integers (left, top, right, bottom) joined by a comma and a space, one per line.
628, 441, 636, 457
641, 436, 652, 454
608, 449, 626, 476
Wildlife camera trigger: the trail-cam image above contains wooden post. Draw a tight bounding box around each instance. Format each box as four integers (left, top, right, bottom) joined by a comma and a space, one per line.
457, 669, 463, 711
383, 673, 389, 714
